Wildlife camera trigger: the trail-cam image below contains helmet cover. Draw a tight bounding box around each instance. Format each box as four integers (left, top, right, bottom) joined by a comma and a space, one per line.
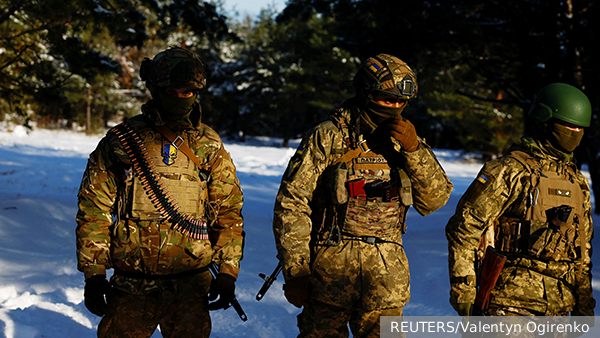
140, 47, 206, 90
353, 54, 418, 100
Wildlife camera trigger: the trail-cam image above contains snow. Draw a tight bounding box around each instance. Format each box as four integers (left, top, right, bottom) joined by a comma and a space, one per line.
0, 125, 598, 337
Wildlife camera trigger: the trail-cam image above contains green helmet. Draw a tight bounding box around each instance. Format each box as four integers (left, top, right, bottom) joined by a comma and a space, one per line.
353, 54, 417, 100
528, 83, 591, 127
140, 47, 206, 90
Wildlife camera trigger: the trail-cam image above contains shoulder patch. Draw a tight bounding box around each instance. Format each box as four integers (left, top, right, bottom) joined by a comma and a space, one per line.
284, 147, 304, 179
476, 174, 488, 184
462, 171, 494, 205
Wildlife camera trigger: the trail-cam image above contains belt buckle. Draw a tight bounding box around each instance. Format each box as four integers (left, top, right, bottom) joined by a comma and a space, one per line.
362, 236, 376, 244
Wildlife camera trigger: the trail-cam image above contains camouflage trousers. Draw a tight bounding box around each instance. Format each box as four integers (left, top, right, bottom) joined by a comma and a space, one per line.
97, 287, 211, 338
488, 304, 568, 316
298, 298, 403, 338
460, 305, 578, 338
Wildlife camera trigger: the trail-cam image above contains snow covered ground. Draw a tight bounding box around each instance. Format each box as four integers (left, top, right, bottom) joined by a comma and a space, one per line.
0, 125, 598, 338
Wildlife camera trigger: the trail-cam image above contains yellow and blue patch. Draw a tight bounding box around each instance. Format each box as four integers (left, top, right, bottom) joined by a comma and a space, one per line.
369, 63, 381, 73
477, 174, 488, 184
162, 144, 178, 165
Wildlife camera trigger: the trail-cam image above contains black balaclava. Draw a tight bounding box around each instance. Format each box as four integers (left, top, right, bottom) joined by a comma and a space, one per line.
356, 89, 407, 135
157, 90, 197, 128
148, 82, 197, 129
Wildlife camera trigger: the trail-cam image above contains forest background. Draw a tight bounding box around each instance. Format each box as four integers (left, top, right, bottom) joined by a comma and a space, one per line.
2, 0, 600, 208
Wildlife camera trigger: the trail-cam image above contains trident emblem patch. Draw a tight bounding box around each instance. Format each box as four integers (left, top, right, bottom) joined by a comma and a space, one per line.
162, 135, 185, 165
162, 144, 177, 165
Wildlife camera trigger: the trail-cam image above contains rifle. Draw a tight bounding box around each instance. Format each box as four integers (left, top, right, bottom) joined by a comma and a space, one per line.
256, 263, 282, 301
207, 262, 248, 322
474, 246, 507, 314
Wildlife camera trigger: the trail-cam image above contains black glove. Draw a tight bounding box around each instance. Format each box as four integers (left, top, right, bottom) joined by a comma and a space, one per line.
207, 273, 236, 310
283, 276, 311, 308
84, 275, 111, 317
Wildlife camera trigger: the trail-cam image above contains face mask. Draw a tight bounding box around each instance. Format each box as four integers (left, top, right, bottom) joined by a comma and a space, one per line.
548, 122, 584, 153
157, 91, 197, 128
360, 100, 406, 134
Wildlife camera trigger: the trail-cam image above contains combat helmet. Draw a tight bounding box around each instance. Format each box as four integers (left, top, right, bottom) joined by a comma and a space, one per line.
353, 54, 418, 101
528, 83, 591, 127
140, 47, 206, 90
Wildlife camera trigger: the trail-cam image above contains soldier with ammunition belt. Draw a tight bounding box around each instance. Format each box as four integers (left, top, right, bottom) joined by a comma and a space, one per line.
76, 47, 244, 338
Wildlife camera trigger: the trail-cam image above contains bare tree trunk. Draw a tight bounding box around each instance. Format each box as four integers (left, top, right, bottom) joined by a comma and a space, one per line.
86, 86, 92, 133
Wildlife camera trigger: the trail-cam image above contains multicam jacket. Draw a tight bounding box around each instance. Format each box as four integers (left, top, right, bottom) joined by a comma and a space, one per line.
273, 100, 453, 310
446, 137, 595, 315
76, 100, 244, 294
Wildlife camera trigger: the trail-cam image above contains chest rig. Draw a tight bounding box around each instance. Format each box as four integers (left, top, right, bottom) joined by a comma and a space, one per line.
130, 130, 207, 220
323, 112, 412, 241
495, 150, 585, 262
110, 122, 209, 239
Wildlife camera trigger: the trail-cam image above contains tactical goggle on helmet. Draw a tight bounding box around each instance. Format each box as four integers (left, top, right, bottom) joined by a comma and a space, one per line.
353, 54, 418, 100
140, 47, 206, 90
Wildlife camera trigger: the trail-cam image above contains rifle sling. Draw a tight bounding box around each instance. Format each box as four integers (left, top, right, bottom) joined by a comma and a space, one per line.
154, 125, 207, 170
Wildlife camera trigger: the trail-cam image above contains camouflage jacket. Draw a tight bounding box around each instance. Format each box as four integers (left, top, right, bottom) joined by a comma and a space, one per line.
76, 100, 244, 294
446, 137, 595, 315
273, 100, 453, 283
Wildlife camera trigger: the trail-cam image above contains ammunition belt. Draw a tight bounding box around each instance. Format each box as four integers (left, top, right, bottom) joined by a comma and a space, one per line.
109, 123, 209, 240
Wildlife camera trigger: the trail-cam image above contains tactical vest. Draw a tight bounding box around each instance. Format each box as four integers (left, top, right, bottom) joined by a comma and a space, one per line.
127, 129, 208, 221
495, 150, 585, 262
344, 152, 411, 237
323, 142, 412, 239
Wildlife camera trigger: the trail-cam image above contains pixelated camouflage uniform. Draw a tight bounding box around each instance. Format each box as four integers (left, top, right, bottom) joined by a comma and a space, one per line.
446, 137, 594, 316
273, 100, 453, 337
76, 100, 244, 336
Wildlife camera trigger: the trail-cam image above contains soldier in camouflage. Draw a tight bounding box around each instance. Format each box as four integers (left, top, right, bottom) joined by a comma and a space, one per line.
76, 47, 244, 338
273, 54, 453, 337
446, 83, 595, 318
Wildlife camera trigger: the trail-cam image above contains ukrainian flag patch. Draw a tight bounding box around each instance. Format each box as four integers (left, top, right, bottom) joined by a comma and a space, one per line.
477, 175, 488, 184
369, 63, 380, 72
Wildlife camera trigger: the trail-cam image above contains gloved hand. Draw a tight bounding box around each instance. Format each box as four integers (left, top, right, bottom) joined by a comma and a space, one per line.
208, 273, 236, 310
283, 276, 311, 308
84, 275, 111, 317
386, 117, 419, 152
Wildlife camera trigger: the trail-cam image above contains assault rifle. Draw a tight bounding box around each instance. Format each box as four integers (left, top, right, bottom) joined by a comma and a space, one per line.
256, 263, 282, 301
473, 246, 507, 315
208, 262, 248, 322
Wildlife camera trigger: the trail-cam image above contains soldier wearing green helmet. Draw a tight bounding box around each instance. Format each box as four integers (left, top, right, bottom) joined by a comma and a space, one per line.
273, 54, 453, 337
76, 47, 244, 338
446, 83, 595, 319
